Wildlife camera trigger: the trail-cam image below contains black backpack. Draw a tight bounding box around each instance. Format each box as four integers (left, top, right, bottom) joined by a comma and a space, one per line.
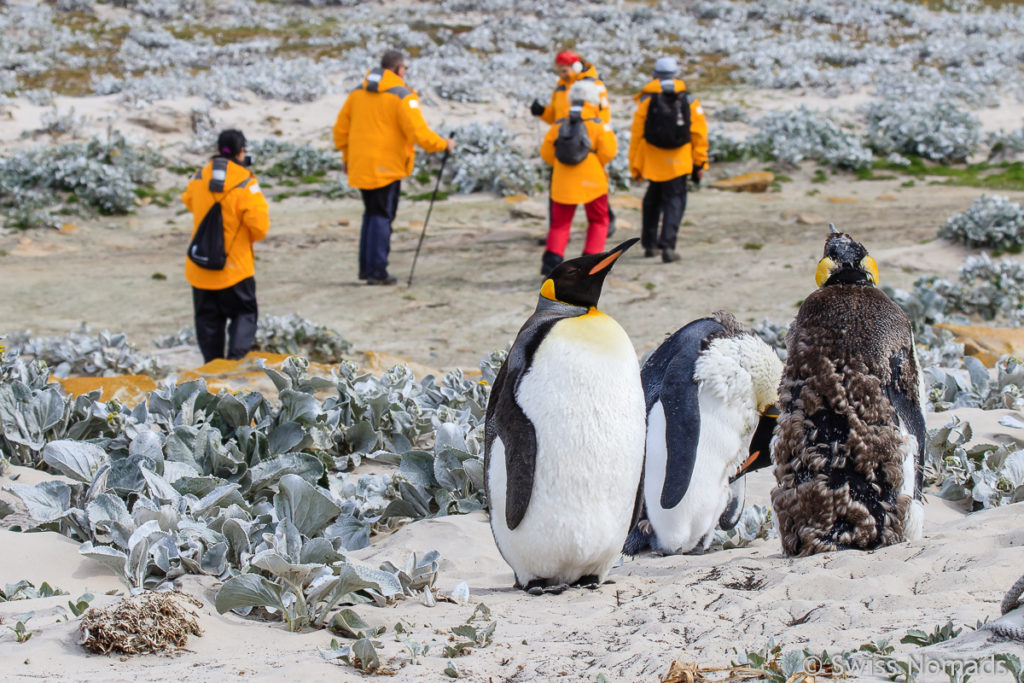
643, 84, 691, 150
186, 158, 249, 270
554, 105, 594, 165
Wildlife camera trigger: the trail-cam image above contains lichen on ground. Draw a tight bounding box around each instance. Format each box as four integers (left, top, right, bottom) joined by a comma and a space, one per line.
78, 592, 203, 656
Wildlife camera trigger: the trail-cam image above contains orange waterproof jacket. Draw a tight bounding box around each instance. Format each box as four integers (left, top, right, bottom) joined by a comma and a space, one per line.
183, 159, 269, 290
540, 102, 618, 205
334, 68, 447, 190
539, 63, 611, 125
628, 79, 709, 182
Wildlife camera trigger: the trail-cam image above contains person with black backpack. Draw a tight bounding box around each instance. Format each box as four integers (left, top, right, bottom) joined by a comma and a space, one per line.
182, 129, 269, 363
538, 80, 618, 276
628, 57, 709, 264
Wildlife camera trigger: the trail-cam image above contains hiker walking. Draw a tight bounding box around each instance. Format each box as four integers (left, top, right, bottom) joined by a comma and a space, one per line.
334, 50, 455, 285
628, 56, 709, 263
530, 51, 618, 245
182, 129, 269, 363
538, 80, 618, 276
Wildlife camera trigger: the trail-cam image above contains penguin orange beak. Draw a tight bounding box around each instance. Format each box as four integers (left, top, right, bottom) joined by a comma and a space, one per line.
589, 238, 640, 275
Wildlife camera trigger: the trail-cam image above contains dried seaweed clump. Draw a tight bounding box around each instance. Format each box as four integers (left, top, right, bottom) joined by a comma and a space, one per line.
79, 592, 202, 656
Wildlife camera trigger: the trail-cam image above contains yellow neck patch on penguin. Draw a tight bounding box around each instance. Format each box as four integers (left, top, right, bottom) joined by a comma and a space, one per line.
540, 278, 557, 301
863, 255, 879, 284
815, 257, 835, 288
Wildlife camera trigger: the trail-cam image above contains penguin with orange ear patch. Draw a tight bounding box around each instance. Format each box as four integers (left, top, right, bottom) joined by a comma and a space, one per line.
485, 239, 646, 594
772, 226, 926, 556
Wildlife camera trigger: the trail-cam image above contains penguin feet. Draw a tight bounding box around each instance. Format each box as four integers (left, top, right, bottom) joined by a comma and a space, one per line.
572, 575, 612, 590
522, 579, 570, 596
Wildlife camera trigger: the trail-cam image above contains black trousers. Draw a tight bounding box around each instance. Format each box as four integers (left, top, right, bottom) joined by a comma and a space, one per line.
641, 175, 688, 251
359, 181, 401, 280
192, 276, 258, 363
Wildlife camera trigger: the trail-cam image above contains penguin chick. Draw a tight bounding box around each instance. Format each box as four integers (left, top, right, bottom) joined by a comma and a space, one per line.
485, 239, 646, 593
624, 311, 782, 556
772, 226, 927, 557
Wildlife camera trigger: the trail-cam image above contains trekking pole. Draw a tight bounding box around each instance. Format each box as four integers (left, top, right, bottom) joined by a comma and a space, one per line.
407, 137, 453, 287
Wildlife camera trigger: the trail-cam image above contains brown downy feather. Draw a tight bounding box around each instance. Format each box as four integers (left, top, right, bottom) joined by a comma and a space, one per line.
771, 284, 919, 556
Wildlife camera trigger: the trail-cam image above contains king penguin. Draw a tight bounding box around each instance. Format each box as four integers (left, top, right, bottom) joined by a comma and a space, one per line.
623, 311, 783, 556
772, 226, 927, 557
485, 239, 646, 594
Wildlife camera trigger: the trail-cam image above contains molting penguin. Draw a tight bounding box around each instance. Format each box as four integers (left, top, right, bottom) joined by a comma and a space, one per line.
623, 312, 783, 556
771, 226, 926, 557
485, 239, 646, 594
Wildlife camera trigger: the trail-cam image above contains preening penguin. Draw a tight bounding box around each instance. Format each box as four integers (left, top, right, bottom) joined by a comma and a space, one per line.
772, 227, 927, 557
485, 239, 646, 593
623, 312, 783, 556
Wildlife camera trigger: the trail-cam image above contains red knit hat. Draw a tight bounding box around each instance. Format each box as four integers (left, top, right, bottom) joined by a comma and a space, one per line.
554, 50, 581, 66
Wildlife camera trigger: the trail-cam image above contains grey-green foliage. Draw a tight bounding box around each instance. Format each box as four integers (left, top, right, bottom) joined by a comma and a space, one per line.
253, 314, 353, 363
927, 416, 1024, 510
0, 132, 162, 228
887, 254, 1024, 328
752, 319, 788, 361
247, 139, 343, 179
863, 98, 981, 163
0, 580, 68, 601
429, 122, 539, 196
747, 106, 874, 170
710, 504, 775, 550
939, 194, 1024, 251
5, 324, 163, 379
924, 355, 1024, 413
0, 343, 499, 619
153, 314, 354, 364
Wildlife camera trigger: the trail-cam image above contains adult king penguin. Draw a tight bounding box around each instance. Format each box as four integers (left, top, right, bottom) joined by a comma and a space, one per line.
485, 239, 646, 594
623, 312, 782, 556
772, 226, 927, 556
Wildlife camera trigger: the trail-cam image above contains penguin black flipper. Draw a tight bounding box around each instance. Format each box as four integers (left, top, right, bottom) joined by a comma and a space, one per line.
622, 466, 650, 555
484, 318, 560, 530
885, 348, 927, 497
642, 317, 726, 510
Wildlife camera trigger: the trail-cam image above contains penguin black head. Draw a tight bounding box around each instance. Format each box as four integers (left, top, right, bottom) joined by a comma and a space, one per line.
815, 224, 879, 288
540, 238, 639, 308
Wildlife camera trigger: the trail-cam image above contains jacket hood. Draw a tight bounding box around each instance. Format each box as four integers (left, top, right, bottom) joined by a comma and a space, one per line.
562, 101, 602, 120
636, 78, 687, 100
558, 62, 601, 87
361, 68, 408, 93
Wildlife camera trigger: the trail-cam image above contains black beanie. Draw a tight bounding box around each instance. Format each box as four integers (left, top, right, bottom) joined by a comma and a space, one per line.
216, 129, 246, 158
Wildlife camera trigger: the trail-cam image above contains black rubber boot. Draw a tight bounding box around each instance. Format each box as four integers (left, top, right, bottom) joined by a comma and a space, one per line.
541, 250, 564, 276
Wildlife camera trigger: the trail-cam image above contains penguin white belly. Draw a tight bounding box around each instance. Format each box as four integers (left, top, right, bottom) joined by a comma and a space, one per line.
645, 388, 754, 555
488, 312, 645, 585
898, 423, 925, 541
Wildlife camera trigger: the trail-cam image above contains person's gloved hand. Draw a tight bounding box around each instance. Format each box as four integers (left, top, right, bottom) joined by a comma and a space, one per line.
530, 99, 545, 117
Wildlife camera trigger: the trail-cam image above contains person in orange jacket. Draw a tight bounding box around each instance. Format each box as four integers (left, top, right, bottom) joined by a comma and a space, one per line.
334, 50, 455, 285
538, 80, 618, 276
628, 57, 709, 263
530, 50, 611, 125
182, 129, 269, 363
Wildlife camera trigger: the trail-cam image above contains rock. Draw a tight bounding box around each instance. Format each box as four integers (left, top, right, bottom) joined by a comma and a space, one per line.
503, 193, 529, 203
509, 201, 547, 220
610, 195, 643, 209
59, 223, 84, 234
877, 194, 897, 201
337, 219, 350, 226
781, 211, 828, 225
826, 196, 857, 203
936, 324, 1024, 367
709, 172, 774, 193
615, 218, 635, 231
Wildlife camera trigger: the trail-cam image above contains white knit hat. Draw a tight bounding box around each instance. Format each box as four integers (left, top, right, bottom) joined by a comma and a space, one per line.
568, 79, 600, 106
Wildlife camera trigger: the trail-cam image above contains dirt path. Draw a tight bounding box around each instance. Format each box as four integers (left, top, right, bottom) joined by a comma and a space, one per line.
0, 168, 1002, 371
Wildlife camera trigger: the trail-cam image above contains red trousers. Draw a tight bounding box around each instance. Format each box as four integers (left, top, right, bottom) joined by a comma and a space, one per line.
546, 194, 609, 257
